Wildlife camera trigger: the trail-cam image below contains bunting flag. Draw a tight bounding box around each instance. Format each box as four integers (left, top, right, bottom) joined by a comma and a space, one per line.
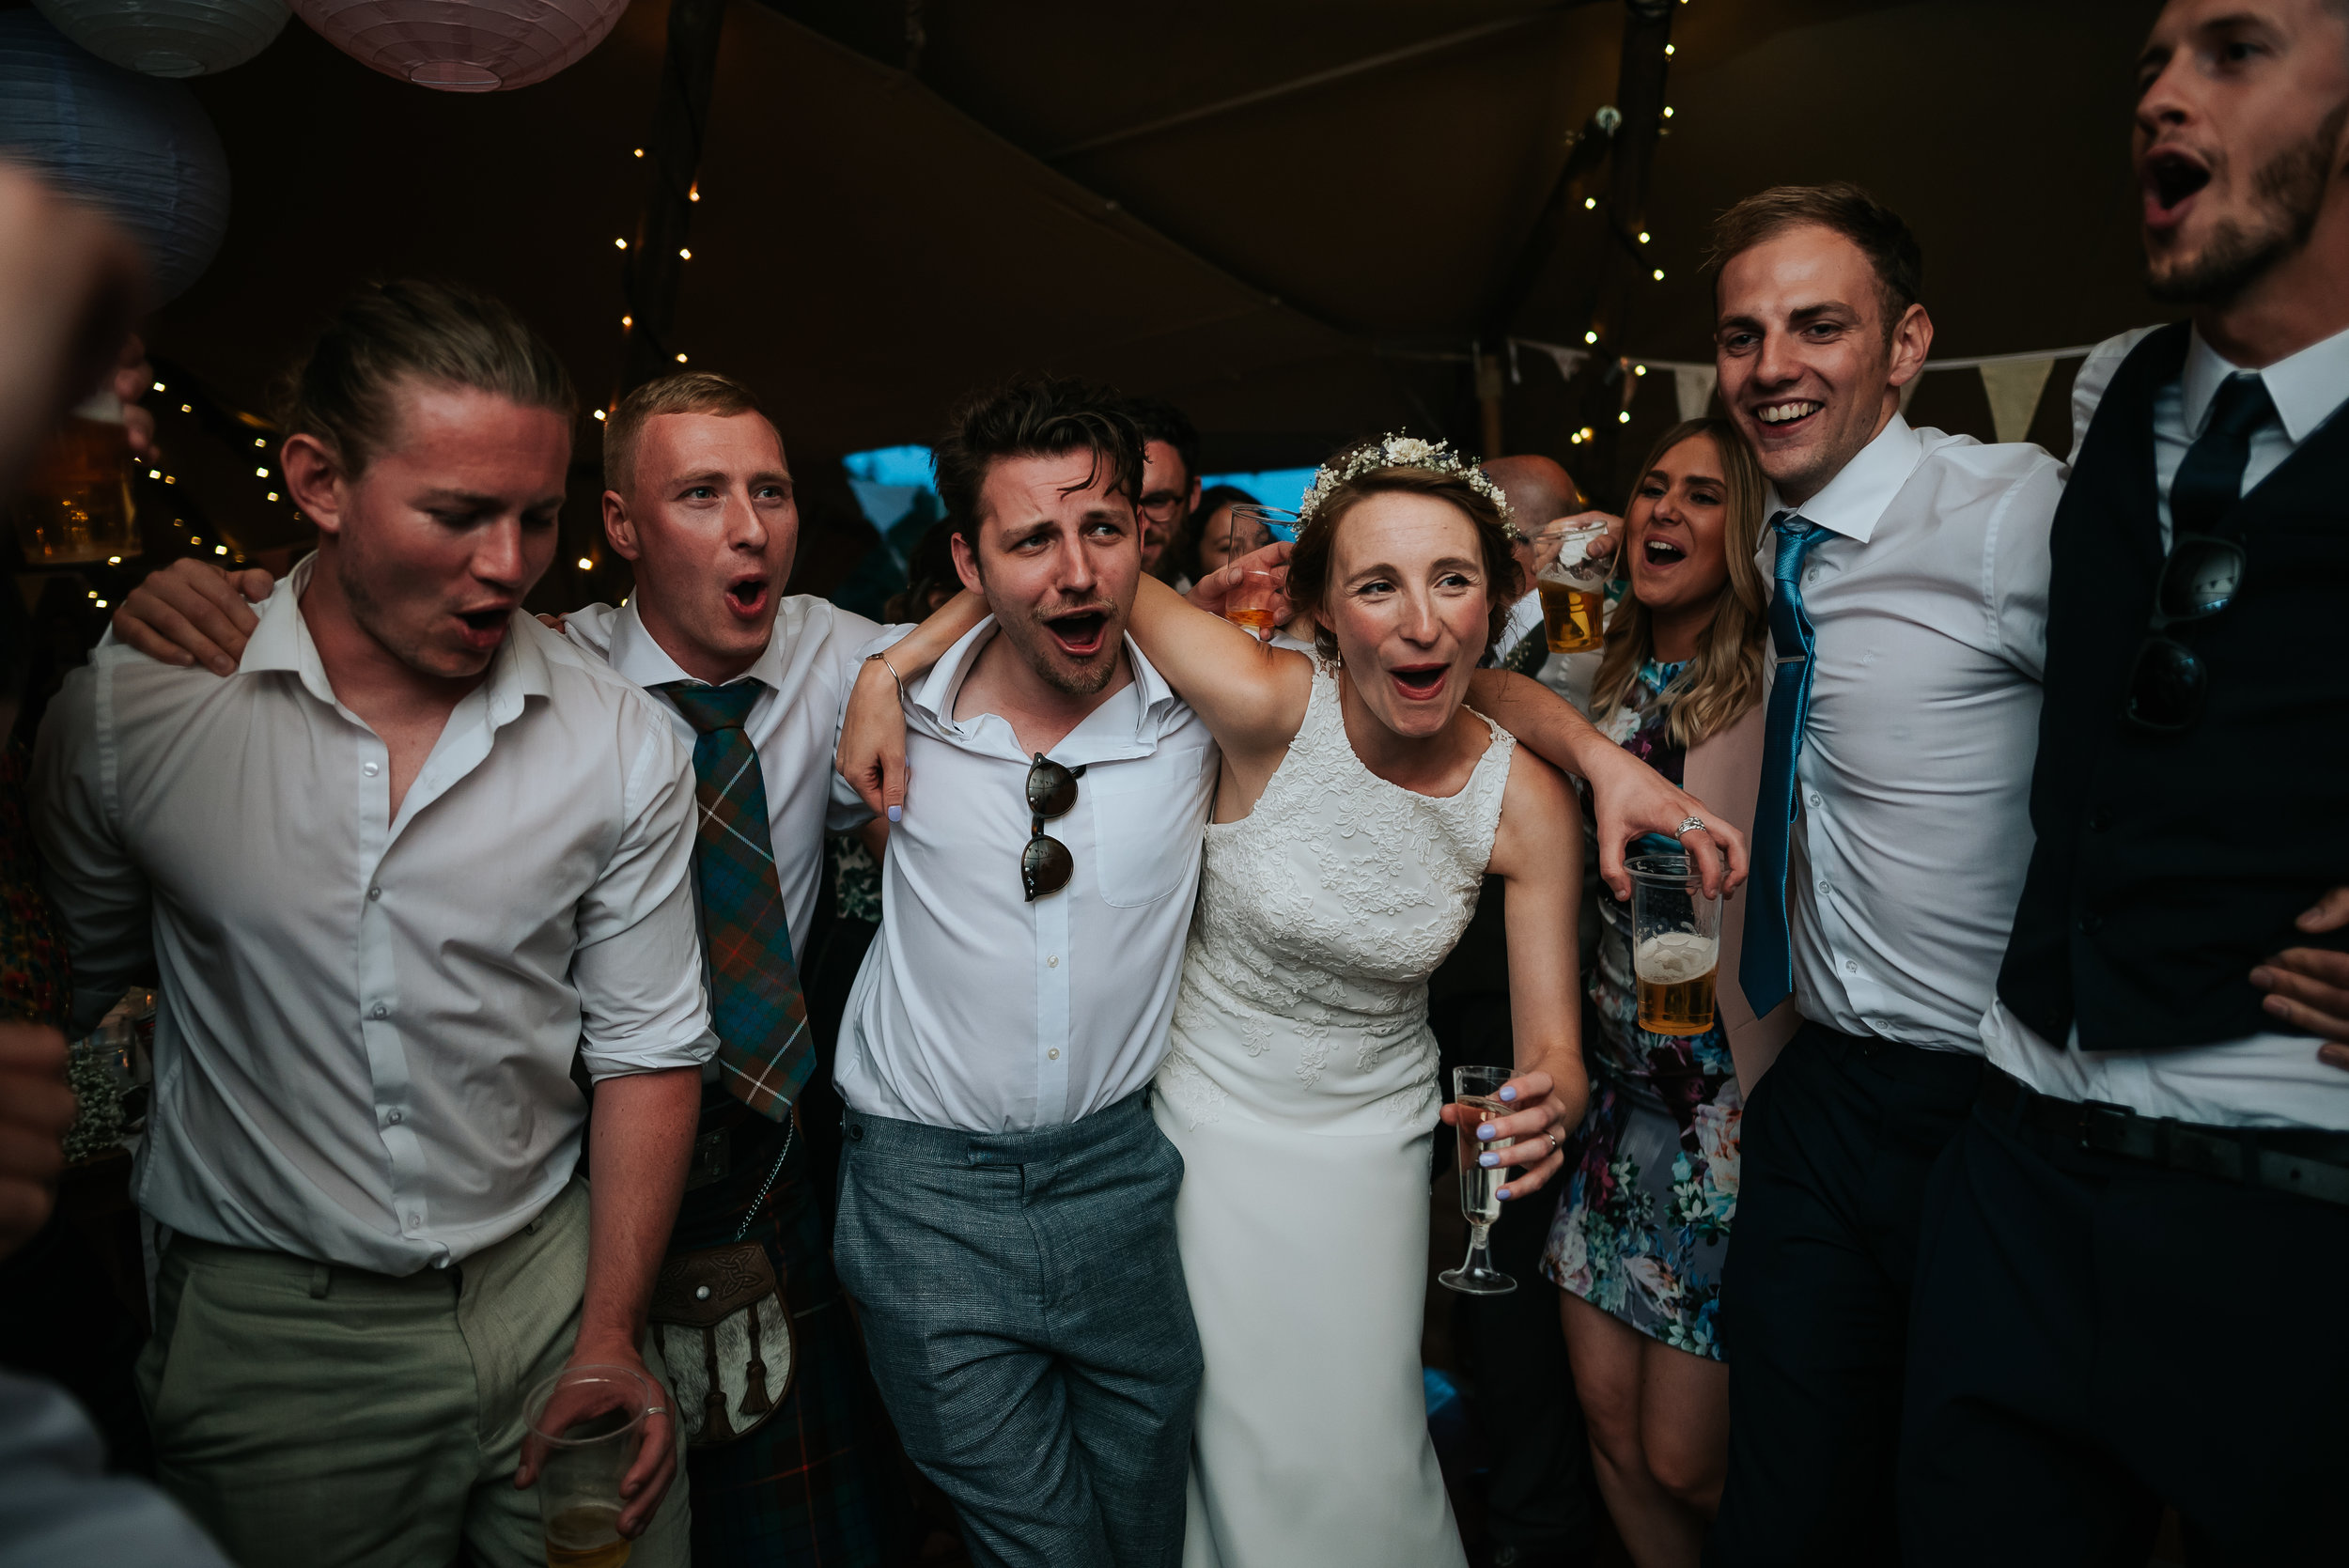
1620, 358, 1641, 414
1673, 365, 1717, 421
1979, 357, 2057, 445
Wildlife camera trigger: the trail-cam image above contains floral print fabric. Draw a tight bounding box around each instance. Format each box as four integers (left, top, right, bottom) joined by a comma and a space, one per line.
1540, 659, 1742, 1360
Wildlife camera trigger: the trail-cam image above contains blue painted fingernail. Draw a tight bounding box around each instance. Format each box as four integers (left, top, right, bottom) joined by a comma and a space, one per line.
1496, 1188, 1513, 1201
1499, 1085, 1517, 1102
1477, 1124, 1496, 1140
1479, 1151, 1499, 1168
887, 805, 902, 822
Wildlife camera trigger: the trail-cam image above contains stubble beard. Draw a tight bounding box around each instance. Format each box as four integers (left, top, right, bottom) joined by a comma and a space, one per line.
2147, 102, 2349, 304
334, 533, 490, 681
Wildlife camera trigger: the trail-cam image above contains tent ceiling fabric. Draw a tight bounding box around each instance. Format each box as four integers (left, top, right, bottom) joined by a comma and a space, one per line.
148, 0, 2167, 475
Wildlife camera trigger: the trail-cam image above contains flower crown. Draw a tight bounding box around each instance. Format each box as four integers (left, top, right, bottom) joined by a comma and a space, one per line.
1295, 433, 1521, 540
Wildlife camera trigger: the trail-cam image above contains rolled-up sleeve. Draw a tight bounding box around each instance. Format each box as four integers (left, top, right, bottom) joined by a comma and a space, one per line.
571, 712, 716, 1080
30, 659, 155, 1034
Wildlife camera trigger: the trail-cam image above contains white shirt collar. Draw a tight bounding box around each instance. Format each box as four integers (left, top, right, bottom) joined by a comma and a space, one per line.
912, 614, 1181, 758
242, 553, 549, 720
605, 595, 784, 694
1765, 413, 1926, 545
2184, 320, 2349, 446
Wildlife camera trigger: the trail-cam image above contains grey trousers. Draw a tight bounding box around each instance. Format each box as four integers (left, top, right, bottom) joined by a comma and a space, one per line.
833, 1090, 1201, 1568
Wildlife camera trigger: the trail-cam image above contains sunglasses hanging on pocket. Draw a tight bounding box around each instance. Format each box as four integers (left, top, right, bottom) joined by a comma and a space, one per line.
1022, 753, 1086, 901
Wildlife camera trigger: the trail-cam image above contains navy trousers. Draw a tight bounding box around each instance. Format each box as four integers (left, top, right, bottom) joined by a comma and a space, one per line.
833, 1090, 1202, 1568
1708, 1022, 1983, 1567
1901, 1087, 2349, 1567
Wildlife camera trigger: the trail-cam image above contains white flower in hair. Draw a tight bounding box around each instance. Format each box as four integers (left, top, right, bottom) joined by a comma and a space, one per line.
1296, 431, 1521, 539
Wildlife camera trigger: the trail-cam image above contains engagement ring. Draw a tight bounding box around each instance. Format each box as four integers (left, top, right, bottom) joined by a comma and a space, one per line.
1674, 815, 1707, 838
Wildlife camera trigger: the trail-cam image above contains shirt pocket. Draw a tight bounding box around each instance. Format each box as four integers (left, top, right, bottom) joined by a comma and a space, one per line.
1088, 769, 1192, 908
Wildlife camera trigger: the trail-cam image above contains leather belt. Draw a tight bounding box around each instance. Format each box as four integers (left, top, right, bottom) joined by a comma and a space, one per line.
1981, 1069, 2349, 1207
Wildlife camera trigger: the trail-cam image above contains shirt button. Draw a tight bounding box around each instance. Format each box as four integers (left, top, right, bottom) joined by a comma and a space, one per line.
405, 1213, 421, 1228
371, 1002, 388, 1019
363, 761, 381, 777
1844, 959, 1859, 973
1809, 793, 1823, 809
1817, 878, 1830, 893
367, 885, 382, 901
1046, 955, 1060, 968
386, 1109, 402, 1125
1049, 1048, 1061, 1060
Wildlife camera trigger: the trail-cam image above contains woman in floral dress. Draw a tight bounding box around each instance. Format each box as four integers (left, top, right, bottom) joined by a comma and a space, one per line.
1540, 419, 1771, 1568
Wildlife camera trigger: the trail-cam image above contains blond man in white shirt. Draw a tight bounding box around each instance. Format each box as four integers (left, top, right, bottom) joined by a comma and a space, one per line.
34, 282, 710, 1568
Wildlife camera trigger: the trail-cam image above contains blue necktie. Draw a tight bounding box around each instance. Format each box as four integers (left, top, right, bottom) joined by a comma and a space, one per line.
2170, 373, 2275, 540
1739, 513, 1828, 1017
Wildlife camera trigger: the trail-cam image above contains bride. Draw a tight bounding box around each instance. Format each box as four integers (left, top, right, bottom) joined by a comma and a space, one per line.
848, 435, 1590, 1567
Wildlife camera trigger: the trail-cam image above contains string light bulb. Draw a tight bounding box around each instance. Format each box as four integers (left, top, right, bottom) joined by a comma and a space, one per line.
688, 185, 700, 202
1583, 330, 1598, 345
675, 352, 688, 364
614, 238, 628, 250
179, 403, 191, 412
254, 466, 269, 477
213, 545, 227, 555
147, 468, 161, 479
106, 555, 121, 565
1653, 268, 1667, 281
1618, 411, 1632, 424
267, 491, 278, 501
253, 437, 265, 447
620, 315, 632, 327
1665, 43, 1675, 54
632, 147, 643, 157
1635, 365, 1649, 377
151, 380, 164, 392
1663, 106, 1675, 117
1583, 196, 1596, 210
577, 556, 594, 570
678, 248, 691, 260
593, 409, 607, 422
1638, 230, 1651, 243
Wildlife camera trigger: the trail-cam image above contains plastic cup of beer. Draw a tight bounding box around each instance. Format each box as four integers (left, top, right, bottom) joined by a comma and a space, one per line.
1532, 520, 1610, 655
524, 1362, 656, 1568
1626, 852, 1720, 1037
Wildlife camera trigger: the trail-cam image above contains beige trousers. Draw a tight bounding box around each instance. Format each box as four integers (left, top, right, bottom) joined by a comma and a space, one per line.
136, 1178, 690, 1568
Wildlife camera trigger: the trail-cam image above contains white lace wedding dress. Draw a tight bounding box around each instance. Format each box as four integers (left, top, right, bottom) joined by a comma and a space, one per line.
1154, 667, 1514, 1568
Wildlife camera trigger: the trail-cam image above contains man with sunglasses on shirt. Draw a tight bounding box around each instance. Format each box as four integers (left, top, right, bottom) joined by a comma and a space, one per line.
1901, 2, 2349, 1561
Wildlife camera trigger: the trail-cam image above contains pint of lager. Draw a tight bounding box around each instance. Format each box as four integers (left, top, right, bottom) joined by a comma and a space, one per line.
1532, 520, 1611, 654
1627, 852, 1722, 1038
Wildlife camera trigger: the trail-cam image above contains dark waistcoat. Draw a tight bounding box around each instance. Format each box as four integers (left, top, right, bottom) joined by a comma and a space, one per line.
1998, 321, 2349, 1051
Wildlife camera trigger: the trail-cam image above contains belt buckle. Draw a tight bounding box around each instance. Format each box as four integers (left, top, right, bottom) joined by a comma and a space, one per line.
2077, 1098, 2135, 1152
683, 1126, 731, 1191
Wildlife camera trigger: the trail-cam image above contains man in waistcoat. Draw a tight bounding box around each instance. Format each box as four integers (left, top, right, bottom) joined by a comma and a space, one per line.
1903, 2, 2349, 1561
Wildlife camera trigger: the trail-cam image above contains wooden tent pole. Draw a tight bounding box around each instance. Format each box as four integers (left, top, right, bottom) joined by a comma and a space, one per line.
616, 0, 730, 400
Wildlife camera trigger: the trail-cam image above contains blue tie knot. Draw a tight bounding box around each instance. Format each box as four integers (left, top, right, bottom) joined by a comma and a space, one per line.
2207, 373, 2275, 442
1770, 512, 1823, 587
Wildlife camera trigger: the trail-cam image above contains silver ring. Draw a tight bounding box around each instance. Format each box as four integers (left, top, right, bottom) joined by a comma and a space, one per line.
1673, 815, 1707, 838
646, 1405, 669, 1417
1546, 1130, 1559, 1153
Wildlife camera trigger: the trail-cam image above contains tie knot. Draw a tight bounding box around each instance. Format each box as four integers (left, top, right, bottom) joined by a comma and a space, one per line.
661, 679, 762, 734
2207, 373, 2276, 441
1770, 510, 1815, 539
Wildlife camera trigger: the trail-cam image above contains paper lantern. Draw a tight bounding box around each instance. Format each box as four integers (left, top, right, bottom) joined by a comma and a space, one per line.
0, 14, 231, 303
32, 0, 289, 77
294, 0, 626, 92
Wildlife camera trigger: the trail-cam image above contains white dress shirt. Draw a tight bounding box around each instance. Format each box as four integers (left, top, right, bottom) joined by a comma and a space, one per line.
1767, 415, 2065, 1051
563, 594, 889, 959
833, 619, 1220, 1132
32, 560, 716, 1274
1982, 321, 2349, 1129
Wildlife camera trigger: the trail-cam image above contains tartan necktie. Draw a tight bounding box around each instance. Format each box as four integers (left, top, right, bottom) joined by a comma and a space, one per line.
2170, 372, 2275, 540
658, 679, 811, 1123
1738, 512, 1828, 1017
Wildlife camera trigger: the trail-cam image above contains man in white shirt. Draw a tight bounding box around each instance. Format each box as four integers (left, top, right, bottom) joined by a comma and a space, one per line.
108, 370, 918, 1564
1701, 187, 2065, 1567
823, 378, 1215, 1568
33, 282, 710, 1567
1904, 4, 2349, 1561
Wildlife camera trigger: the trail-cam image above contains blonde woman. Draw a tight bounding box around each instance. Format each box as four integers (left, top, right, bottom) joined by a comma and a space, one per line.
1539, 418, 1793, 1568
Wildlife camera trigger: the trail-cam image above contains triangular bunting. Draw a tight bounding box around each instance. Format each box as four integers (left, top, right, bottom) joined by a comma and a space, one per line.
1979, 358, 2056, 445
1673, 365, 1717, 421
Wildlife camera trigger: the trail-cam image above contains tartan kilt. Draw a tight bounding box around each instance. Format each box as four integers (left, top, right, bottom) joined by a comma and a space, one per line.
672, 1113, 917, 1567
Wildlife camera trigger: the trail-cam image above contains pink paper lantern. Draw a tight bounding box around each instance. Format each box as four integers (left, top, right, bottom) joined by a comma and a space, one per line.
293, 0, 623, 92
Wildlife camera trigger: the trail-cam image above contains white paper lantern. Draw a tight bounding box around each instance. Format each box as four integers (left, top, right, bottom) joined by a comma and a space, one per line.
0, 14, 231, 303
294, 0, 627, 92
32, 0, 289, 78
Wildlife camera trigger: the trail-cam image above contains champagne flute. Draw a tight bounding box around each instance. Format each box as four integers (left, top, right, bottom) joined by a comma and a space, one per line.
1439, 1063, 1517, 1296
